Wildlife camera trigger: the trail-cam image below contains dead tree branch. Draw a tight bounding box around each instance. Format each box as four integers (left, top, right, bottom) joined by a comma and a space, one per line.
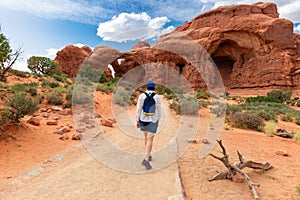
209, 140, 272, 200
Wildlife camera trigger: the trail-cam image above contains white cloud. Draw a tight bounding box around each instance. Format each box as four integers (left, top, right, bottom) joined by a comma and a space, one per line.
295, 24, 300, 33
12, 59, 30, 72
97, 12, 174, 42
0, 0, 111, 24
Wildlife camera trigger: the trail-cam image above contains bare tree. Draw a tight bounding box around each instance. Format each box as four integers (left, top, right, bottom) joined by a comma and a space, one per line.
0, 26, 23, 82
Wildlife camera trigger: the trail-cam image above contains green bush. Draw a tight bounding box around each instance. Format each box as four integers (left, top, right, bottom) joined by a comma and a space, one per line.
196, 90, 210, 99
42, 80, 60, 88
72, 84, 93, 104
27, 86, 38, 96
97, 84, 115, 94
5, 93, 39, 120
47, 92, 63, 105
9, 69, 30, 78
296, 117, 300, 125
257, 110, 275, 121
267, 90, 292, 103
264, 120, 277, 135
296, 184, 300, 196
180, 97, 199, 115
230, 112, 264, 131
226, 104, 242, 115
77, 65, 103, 83
297, 100, 300, 107
51, 73, 67, 82
198, 100, 211, 108
113, 90, 132, 106
10, 83, 27, 93
246, 96, 281, 103
281, 114, 292, 122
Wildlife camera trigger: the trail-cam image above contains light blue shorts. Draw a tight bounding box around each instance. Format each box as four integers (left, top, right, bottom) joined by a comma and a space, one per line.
139, 120, 159, 133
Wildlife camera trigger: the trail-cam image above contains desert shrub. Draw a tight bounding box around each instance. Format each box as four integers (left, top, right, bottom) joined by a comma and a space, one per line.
257, 110, 275, 121
156, 86, 169, 95
246, 96, 281, 103
211, 102, 227, 115
180, 97, 199, 115
281, 114, 292, 122
196, 90, 210, 99
264, 120, 277, 135
296, 117, 300, 125
9, 69, 30, 78
297, 100, 300, 107
27, 86, 38, 96
0, 82, 9, 89
198, 100, 211, 108
51, 73, 68, 82
77, 64, 103, 83
72, 84, 93, 104
10, 83, 27, 93
169, 101, 180, 114
267, 90, 292, 103
226, 104, 242, 115
97, 84, 115, 94
113, 90, 132, 106
230, 112, 264, 131
5, 93, 39, 120
296, 184, 300, 196
64, 101, 72, 108
117, 80, 136, 91
164, 92, 178, 100
41, 80, 60, 88
47, 91, 63, 105
294, 132, 300, 140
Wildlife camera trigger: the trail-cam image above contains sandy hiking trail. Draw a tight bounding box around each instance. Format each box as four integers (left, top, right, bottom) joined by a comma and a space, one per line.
0, 96, 186, 200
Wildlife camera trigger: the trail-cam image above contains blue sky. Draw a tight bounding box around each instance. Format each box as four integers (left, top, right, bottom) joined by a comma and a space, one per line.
0, 0, 299, 71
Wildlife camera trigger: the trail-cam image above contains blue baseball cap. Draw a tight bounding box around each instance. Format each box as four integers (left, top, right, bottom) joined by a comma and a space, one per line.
146, 81, 155, 90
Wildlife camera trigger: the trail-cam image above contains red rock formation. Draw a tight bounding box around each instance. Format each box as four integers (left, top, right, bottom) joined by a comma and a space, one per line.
56, 2, 300, 90
175, 2, 300, 89
54, 45, 92, 77
132, 40, 150, 50
109, 2, 300, 90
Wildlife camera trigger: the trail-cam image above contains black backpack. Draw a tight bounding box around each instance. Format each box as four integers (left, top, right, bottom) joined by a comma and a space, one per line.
143, 92, 156, 116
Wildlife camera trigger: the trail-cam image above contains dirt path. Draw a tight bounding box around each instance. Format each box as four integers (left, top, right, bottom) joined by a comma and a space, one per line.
0, 94, 185, 200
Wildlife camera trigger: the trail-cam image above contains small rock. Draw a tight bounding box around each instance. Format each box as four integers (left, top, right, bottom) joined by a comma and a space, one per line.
101, 118, 115, 127
53, 130, 64, 135
72, 133, 82, 140
68, 124, 73, 129
80, 113, 91, 124
59, 134, 69, 141
52, 116, 61, 120
86, 124, 95, 129
108, 118, 117, 123
202, 139, 209, 144
51, 106, 63, 112
276, 150, 289, 157
27, 117, 41, 126
47, 120, 58, 126
41, 108, 47, 112
43, 113, 51, 118
233, 173, 244, 183
77, 127, 86, 133
188, 123, 194, 128
59, 109, 69, 116
187, 139, 197, 143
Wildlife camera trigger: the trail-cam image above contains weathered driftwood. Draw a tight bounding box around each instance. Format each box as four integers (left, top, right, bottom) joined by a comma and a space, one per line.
209, 140, 272, 200
274, 128, 294, 138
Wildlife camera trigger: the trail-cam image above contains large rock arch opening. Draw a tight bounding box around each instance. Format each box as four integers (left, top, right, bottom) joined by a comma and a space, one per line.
211, 40, 248, 88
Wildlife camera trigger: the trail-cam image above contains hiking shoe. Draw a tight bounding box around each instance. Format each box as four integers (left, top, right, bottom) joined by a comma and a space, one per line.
142, 159, 152, 170
148, 155, 152, 162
